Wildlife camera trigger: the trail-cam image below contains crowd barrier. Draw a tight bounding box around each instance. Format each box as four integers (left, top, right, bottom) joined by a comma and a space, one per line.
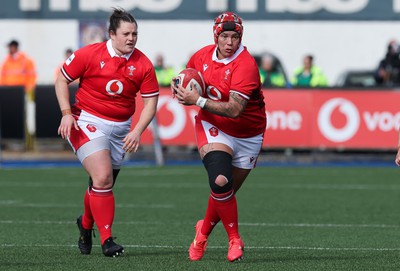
35, 85, 77, 138
0, 86, 25, 139
1, 86, 399, 151
0, 85, 77, 143
134, 88, 400, 150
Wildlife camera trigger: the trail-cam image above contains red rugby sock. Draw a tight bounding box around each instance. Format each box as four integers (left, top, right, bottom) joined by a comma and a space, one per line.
82, 188, 94, 229
90, 187, 115, 244
201, 195, 220, 236
212, 191, 240, 240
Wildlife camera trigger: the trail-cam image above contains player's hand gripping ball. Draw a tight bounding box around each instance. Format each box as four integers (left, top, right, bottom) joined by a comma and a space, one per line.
175, 68, 206, 96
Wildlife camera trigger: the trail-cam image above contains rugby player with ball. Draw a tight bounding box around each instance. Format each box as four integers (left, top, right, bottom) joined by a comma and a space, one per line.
172, 11, 267, 262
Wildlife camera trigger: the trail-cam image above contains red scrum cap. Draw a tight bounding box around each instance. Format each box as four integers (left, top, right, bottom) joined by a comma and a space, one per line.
213, 12, 243, 44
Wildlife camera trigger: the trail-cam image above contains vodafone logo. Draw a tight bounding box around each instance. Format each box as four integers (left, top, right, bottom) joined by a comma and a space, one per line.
318, 98, 360, 142
154, 96, 186, 140
206, 85, 222, 100
105, 80, 123, 95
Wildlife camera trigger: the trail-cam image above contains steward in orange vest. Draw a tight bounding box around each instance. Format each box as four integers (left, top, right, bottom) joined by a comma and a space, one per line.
0, 40, 37, 93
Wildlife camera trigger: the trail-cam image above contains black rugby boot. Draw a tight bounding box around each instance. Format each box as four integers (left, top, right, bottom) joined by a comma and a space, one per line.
76, 215, 93, 255
102, 237, 124, 257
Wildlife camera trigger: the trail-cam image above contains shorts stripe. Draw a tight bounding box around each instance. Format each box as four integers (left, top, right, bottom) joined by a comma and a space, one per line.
194, 116, 208, 150
68, 125, 90, 153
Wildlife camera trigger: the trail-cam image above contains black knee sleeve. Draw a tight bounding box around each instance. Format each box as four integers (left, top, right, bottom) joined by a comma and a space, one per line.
112, 169, 120, 188
202, 151, 233, 194
88, 177, 93, 190
88, 169, 120, 189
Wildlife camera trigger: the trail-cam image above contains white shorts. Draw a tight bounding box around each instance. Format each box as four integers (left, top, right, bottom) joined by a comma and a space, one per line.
68, 110, 131, 169
195, 117, 264, 169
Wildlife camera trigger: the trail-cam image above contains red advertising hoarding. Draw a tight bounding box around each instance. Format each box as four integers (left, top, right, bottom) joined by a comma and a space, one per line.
133, 89, 400, 150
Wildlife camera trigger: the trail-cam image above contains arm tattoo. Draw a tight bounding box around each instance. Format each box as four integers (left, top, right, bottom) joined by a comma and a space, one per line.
230, 92, 247, 107
203, 92, 247, 118
199, 143, 216, 158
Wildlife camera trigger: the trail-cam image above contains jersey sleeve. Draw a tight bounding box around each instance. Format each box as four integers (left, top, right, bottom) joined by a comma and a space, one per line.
186, 54, 196, 70
61, 47, 88, 82
186, 49, 204, 71
230, 58, 260, 99
139, 58, 159, 98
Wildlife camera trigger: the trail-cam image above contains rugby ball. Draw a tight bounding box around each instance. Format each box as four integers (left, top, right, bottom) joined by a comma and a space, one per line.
175, 68, 206, 96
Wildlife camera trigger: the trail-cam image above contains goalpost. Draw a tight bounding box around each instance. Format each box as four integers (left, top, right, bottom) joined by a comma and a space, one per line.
150, 117, 164, 166
0, 105, 2, 167
123, 116, 164, 166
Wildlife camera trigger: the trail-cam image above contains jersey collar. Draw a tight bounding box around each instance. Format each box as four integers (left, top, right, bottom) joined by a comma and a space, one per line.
212, 44, 244, 64
106, 39, 134, 60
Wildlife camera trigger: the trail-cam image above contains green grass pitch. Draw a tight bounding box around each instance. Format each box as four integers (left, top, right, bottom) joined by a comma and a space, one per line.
0, 165, 399, 270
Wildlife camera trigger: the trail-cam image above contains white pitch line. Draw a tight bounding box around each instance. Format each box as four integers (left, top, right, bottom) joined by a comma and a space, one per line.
1, 243, 399, 252
0, 220, 398, 229
240, 222, 400, 228
259, 184, 400, 190
0, 202, 174, 208
2, 181, 400, 190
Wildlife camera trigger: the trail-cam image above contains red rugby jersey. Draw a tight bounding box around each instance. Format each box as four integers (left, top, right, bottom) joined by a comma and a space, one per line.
187, 44, 266, 138
61, 40, 159, 121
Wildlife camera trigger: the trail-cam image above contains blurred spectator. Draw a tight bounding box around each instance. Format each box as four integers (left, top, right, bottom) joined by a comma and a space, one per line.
54, 48, 76, 83
79, 21, 107, 47
396, 128, 400, 166
259, 53, 287, 88
291, 54, 328, 87
335, 70, 377, 87
0, 39, 37, 93
375, 39, 400, 86
153, 53, 175, 87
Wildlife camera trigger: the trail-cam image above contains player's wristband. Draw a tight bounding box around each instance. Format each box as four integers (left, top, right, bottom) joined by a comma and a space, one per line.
61, 109, 72, 116
196, 97, 207, 108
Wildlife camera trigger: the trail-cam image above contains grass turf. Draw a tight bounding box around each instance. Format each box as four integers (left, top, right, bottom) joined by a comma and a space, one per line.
0, 165, 399, 270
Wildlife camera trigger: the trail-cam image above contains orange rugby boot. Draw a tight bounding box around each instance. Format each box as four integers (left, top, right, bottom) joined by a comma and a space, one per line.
227, 237, 244, 262
188, 220, 208, 261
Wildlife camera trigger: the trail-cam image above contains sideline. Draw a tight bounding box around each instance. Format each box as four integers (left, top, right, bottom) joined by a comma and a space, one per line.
0, 159, 396, 168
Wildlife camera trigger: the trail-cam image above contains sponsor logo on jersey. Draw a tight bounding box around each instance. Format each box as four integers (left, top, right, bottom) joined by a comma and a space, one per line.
203, 64, 208, 71
105, 80, 123, 95
100, 61, 105, 69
